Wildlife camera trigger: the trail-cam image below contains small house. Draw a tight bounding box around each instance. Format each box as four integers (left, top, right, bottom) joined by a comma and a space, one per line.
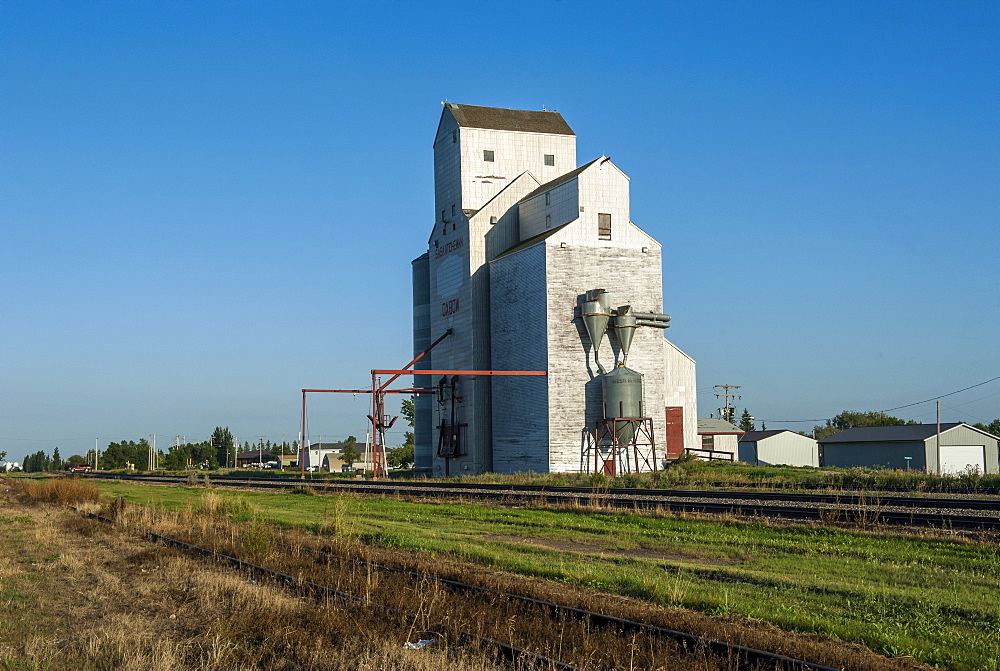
236, 450, 272, 468
693, 418, 742, 461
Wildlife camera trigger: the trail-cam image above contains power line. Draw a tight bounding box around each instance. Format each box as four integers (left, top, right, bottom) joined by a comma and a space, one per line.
757, 418, 829, 423
759, 376, 1000, 424
879, 376, 1000, 413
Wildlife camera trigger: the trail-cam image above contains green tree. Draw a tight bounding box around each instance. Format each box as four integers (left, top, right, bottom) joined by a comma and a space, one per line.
972, 419, 1000, 437
66, 454, 87, 467
813, 410, 917, 440
388, 431, 415, 468
401, 397, 415, 427
23, 450, 51, 472
102, 439, 150, 470
341, 436, 361, 466
211, 427, 235, 467
738, 409, 756, 432
51, 447, 62, 471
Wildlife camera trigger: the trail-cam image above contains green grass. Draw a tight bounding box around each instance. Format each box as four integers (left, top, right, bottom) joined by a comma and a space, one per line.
95, 481, 999, 670
443, 458, 1000, 492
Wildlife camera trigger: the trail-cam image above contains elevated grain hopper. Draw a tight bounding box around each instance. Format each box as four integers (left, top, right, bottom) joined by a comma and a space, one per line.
580, 289, 671, 475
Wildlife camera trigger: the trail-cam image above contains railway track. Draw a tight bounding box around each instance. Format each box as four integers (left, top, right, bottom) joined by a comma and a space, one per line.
79, 507, 839, 670
94, 473, 1000, 530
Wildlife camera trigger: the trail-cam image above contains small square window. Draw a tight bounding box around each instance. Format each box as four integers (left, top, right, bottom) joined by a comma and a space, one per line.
545, 215, 551, 228
483, 149, 494, 162
598, 213, 612, 240
544, 154, 555, 166
489, 216, 498, 225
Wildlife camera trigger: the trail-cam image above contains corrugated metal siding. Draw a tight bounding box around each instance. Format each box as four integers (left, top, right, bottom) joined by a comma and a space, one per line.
663, 338, 697, 456
411, 254, 433, 470
490, 244, 550, 473
740, 432, 818, 466
759, 433, 818, 467
822, 441, 926, 470
924, 425, 1000, 474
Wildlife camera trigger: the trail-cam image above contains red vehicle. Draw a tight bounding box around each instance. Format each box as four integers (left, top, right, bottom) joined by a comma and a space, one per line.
69, 465, 93, 473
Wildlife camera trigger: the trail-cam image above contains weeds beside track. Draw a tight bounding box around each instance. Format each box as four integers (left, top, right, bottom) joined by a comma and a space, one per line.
93, 473, 1000, 531
84, 508, 841, 670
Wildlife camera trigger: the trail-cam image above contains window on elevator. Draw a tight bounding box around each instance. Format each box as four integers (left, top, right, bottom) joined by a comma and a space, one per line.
598, 213, 612, 240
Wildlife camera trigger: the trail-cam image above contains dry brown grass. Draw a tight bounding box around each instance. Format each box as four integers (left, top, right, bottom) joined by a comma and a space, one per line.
10, 475, 101, 506
0, 491, 526, 670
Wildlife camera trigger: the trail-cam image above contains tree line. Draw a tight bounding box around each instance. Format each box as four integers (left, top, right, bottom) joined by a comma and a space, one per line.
722, 407, 999, 441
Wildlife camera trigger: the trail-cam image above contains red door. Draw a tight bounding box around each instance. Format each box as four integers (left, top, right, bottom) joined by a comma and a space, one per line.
665, 407, 684, 460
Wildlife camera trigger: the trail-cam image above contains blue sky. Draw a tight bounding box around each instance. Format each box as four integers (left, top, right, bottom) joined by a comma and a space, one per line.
3, 1, 998, 460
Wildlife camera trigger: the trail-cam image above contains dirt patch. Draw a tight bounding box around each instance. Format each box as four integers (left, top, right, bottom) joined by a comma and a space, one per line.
484, 534, 738, 565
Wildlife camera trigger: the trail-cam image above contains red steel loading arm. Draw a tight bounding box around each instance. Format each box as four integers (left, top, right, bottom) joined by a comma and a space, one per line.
375, 369, 546, 392
378, 328, 453, 391
300, 330, 454, 480
302, 388, 430, 394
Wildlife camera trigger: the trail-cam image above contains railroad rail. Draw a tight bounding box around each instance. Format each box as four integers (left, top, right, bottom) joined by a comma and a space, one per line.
93, 473, 1000, 530
78, 507, 838, 670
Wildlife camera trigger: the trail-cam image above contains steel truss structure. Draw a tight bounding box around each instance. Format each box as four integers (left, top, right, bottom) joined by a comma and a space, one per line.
588, 417, 658, 476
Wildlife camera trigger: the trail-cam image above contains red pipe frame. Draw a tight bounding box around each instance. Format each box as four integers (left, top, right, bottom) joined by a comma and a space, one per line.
299, 328, 546, 479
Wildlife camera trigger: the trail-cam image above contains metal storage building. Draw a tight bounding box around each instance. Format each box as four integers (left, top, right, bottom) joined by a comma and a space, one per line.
819, 423, 999, 474
738, 430, 819, 467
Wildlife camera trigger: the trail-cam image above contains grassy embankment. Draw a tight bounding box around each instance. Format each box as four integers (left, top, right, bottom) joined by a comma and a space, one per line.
27, 455, 998, 492
438, 458, 1000, 492
95, 479, 1000, 671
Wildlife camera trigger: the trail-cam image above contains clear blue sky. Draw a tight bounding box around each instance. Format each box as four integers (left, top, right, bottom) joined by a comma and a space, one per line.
3, 1, 998, 461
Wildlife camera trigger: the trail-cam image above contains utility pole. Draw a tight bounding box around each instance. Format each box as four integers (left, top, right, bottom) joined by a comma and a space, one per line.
936, 400, 941, 476
257, 436, 265, 467
714, 385, 742, 424
94, 438, 99, 471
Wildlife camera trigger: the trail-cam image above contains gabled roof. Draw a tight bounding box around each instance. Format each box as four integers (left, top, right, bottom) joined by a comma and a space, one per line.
697, 418, 741, 434
468, 170, 540, 222
491, 222, 573, 261
445, 103, 574, 135
739, 430, 792, 442
520, 157, 602, 202
819, 423, 964, 444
